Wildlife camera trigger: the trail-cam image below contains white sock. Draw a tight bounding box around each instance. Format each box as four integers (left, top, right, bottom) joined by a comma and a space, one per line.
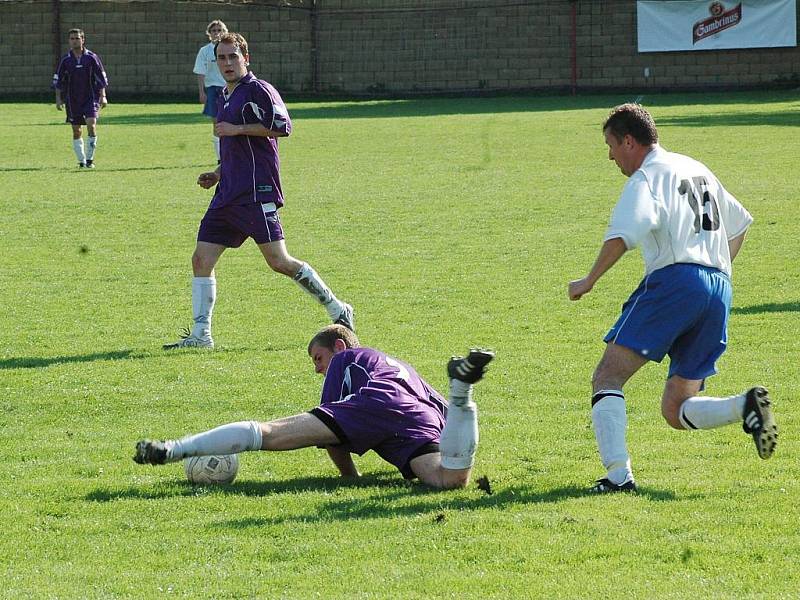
86, 136, 97, 160
440, 394, 478, 470
591, 391, 633, 485
449, 379, 473, 407
293, 262, 342, 320
212, 136, 220, 160
72, 139, 86, 163
168, 420, 262, 460
190, 276, 216, 339
678, 393, 745, 430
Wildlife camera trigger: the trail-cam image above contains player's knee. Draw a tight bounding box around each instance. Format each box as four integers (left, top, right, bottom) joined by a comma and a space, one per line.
438, 468, 471, 490
661, 402, 683, 430
191, 251, 214, 274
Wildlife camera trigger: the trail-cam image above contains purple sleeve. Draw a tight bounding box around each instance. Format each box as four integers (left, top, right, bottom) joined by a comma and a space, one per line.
320, 354, 345, 405
91, 53, 108, 91
249, 82, 291, 135
52, 57, 67, 90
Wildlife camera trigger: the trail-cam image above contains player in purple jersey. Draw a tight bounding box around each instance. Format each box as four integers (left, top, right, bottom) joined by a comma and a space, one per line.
137, 325, 494, 490
52, 28, 108, 169
163, 33, 354, 350
568, 104, 777, 494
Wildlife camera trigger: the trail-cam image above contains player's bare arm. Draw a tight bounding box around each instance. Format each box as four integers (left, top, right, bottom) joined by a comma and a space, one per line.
568, 237, 628, 300
326, 445, 360, 477
728, 230, 748, 262
55, 90, 63, 110
197, 168, 221, 189
214, 121, 288, 138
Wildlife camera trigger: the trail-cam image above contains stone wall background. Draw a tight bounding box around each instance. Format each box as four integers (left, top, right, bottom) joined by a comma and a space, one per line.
3, 0, 798, 97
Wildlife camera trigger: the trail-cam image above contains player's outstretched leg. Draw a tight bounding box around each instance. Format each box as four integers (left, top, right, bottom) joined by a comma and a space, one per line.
742, 386, 777, 459
134, 421, 264, 466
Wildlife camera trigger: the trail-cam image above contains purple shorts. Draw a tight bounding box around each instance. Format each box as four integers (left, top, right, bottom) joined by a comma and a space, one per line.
65, 100, 99, 125
197, 202, 285, 247
310, 393, 446, 479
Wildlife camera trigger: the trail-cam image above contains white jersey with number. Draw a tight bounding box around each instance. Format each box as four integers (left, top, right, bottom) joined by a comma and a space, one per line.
604, 145, 752, 277
193, 42, 225, 88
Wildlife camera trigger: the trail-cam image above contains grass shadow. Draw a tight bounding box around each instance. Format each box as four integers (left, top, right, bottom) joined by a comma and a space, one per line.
731, 301, 800, 315
658, 110, 800, 128
88, 471, 685, 525
0, 350, 135, 370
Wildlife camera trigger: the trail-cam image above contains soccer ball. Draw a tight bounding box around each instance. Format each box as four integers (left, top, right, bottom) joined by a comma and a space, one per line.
184, 454, 239, 485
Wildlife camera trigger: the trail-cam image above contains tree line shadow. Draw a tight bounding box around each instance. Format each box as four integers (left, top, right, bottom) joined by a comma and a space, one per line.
27, 90, 800, 125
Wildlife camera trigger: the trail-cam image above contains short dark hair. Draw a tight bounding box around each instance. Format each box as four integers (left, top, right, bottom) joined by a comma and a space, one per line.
307, 325, 360, 355
603, 103, 659, 145
215, 32, 249, 58
68, 28, 84, 38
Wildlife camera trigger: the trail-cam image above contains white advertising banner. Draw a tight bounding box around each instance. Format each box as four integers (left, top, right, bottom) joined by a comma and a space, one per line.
637, 0, 797, 52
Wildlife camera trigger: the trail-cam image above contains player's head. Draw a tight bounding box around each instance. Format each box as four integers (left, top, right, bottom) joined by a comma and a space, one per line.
67, 28, 84, 50
214, 32, 250, 83
603, 104, 658, 177
307, 325, 361, 375
603, 103, 659, 146
206, 20, 228, 42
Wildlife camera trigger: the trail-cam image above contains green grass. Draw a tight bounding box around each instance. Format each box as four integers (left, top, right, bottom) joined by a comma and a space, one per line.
1, 91, 799, 598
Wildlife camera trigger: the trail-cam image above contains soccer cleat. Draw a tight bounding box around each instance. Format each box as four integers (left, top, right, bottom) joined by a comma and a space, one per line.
85, 159, 95, 169
742, 386, 777, 459
133, 440, 169, 465
588, 477, 637, 494
162, 327, 214, 350
78, 162, 87, 168
334, 303, 355, 332
447, 348, 495, 383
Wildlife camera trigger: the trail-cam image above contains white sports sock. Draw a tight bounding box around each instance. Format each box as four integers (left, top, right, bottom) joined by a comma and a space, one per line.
448, 378, 472, 407
72, 139, 86, 163
168, 420, 262, 460
86, 136, 97, 160
190, 276, 216, 339
678, 393, 745, 430
440, 397, 478, 470
212, 136, 220, 160
293, 262, 342, 319
591, 391, 633, 485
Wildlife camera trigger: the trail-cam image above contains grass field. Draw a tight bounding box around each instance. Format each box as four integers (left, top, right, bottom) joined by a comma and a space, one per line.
2, 91, 798, 598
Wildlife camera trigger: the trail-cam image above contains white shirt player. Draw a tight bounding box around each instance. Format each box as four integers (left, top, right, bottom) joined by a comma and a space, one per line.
193, 42, 226, 88
604, 145, 752, 277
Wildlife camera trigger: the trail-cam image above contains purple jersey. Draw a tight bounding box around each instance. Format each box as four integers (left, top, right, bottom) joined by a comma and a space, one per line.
52, 50, 108, 109
314, 348, 448, 476
211, 73, 291, 209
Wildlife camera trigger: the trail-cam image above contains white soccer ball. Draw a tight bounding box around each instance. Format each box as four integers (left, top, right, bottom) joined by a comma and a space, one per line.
184, 454, 239, 485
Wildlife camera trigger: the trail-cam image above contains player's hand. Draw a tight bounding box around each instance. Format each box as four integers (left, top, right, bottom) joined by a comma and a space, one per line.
197, 171, 220, 189
56, 102, 63, 111
568, 278, 593, 301
199, 91, 207, 104
99, 98, 108, 110
214, 121, 239, 137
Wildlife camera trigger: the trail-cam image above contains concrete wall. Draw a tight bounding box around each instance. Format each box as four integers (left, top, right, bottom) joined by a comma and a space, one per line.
3, 0, 799, 97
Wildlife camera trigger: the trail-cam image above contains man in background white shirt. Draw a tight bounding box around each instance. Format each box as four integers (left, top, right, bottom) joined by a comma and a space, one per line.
193, 20, 228, 161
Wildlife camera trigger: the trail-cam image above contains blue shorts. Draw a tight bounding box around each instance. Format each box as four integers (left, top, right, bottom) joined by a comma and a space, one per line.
197, 202, 285, 247
203, 86, 223, 118
604, 263, 732, 381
